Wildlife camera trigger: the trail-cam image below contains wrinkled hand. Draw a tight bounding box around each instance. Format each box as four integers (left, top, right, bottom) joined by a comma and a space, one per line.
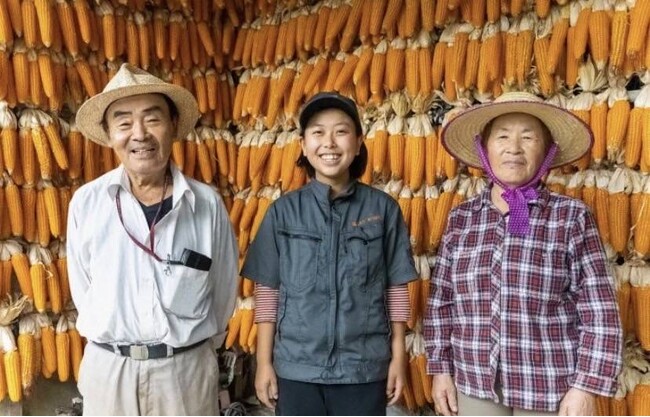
558, 388, 595, 416
386, 355, 405, 406
255, 362, 278, 410
432, 374, 457, 416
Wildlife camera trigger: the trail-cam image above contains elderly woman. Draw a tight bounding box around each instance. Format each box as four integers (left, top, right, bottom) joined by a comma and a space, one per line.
424, 92, 622, 416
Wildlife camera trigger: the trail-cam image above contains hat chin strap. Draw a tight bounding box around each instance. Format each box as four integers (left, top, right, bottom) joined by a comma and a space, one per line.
474, 135, 557, 236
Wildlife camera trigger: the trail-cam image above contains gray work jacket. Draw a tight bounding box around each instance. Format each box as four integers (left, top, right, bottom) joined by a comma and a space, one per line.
242, 179, 417, 384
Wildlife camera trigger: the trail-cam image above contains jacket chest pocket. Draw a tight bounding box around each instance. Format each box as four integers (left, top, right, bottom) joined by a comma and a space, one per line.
343, 225, 385, 290
278, 228, 322, 291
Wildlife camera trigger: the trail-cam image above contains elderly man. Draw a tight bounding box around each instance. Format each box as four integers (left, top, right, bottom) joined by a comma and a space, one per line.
67, 64, 238, 415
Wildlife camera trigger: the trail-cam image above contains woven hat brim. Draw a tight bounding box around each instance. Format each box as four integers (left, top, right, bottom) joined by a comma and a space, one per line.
440, 100, 593, 169
75, 83, 199, 146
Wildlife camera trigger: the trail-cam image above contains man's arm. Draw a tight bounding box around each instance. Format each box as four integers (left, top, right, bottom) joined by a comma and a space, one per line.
211, 196, 239, 346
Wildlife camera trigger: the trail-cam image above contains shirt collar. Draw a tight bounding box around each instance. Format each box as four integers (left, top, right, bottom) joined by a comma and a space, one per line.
309, 178, 357, 205
106, 163, 196, 211
472, 182, 550, 212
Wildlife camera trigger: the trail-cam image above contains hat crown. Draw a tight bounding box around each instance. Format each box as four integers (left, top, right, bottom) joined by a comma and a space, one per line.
103, 63, 165, 93
493, 91, 544, 104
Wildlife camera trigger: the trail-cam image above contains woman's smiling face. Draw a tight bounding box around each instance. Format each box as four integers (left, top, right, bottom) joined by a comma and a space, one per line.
485, 113, 551, 188
301, 108, 362, 189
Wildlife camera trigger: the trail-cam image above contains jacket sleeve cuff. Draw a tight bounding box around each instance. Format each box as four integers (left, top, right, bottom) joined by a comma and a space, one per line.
572, 372, 617, 397
426, 360, 453, 376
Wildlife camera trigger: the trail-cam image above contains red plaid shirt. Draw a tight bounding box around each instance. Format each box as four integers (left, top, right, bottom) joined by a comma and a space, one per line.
424, 186, 622, 412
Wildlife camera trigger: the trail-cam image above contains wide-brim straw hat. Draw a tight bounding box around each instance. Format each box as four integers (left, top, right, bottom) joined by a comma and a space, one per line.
441, 92, 593, 169
76, 63, 199, 146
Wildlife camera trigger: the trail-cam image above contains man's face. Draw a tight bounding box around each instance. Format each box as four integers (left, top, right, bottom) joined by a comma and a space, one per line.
105, 93, 177, 178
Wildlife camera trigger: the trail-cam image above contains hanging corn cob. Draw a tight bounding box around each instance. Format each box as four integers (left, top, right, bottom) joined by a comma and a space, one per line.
631, 264, 650, 350
0, 102, 18, 177
430, 177, 458, 250
17, 315, 36, 395
66, 311, 82, 382
607, 167, 632, 255
410, 189, 425, 255
225, 297, 243, 349
615, 263, 632, 335
626, 0, 650, 65
54, 314, 69, 382
606, 84, 631, 162
633, 175, 650, 257
0, 246, 11, 299
0, 325, 21, 402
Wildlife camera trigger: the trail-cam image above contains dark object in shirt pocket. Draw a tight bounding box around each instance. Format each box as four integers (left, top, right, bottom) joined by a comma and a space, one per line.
179, 249, 212, 271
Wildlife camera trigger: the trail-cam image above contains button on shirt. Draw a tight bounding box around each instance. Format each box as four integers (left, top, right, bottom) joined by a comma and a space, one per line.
424, 186, 622, 412
67, 164, 238, 348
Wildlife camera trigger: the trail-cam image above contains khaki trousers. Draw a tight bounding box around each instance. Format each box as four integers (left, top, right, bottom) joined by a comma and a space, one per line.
457, 375, 557, 417
78, 341, 220, 415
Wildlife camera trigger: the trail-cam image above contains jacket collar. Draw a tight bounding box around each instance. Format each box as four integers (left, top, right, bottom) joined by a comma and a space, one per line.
309, 178, 357, 205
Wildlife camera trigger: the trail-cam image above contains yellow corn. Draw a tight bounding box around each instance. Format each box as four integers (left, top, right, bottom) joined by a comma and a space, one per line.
626, 0, 650, 62
4, 350, 21, 402
68, 326, 82, 382
5, 178, 23, 237
72, 0, 91, 44
55, 319, 69, 382
624, 107, 643, 168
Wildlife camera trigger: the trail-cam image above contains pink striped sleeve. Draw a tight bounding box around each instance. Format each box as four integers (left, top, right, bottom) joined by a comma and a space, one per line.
386, 283, 410, 322
254, 283, 279, 323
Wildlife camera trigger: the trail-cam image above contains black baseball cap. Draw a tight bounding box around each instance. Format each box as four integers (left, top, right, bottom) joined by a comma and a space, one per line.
299, 92, 363, 136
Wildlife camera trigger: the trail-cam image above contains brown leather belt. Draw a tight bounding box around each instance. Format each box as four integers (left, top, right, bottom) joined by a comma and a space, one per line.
94, 339, 207, 360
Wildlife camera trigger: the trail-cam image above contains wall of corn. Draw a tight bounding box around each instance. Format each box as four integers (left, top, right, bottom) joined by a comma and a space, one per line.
0, 0, 649, 412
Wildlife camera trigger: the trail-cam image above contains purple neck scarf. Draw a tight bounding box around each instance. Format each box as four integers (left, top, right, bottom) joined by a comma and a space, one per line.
474, 135, 557, 236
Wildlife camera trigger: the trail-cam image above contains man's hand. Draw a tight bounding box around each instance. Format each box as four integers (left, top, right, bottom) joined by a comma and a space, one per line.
432, 374, 457, 416
558, 388, 595, 416
386, 355, 406, 406
255, 362, 278, 410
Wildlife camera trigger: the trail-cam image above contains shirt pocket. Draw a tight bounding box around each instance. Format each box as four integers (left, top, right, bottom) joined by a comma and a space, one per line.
451, 251, 481, 296
278, 227, 322, 291
527, 244, 569, 302
159, 265, 210, 319
343, 225, 385, 290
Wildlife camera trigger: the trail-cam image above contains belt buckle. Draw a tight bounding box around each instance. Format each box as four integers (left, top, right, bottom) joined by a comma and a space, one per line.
129, 345, 149, 360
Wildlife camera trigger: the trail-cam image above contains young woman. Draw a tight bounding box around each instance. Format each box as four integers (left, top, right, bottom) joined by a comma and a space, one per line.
242, 92, 418, 416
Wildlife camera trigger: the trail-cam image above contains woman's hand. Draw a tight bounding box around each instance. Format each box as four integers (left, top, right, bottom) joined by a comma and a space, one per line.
386, 355, 406, 406
432, 374, 457, 416
558, 388, 595, 416
255, 362, 278, 410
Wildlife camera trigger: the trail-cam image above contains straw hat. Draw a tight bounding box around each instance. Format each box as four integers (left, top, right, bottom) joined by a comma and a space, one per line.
75, 64, 199, 146
441, 92, 593, 169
